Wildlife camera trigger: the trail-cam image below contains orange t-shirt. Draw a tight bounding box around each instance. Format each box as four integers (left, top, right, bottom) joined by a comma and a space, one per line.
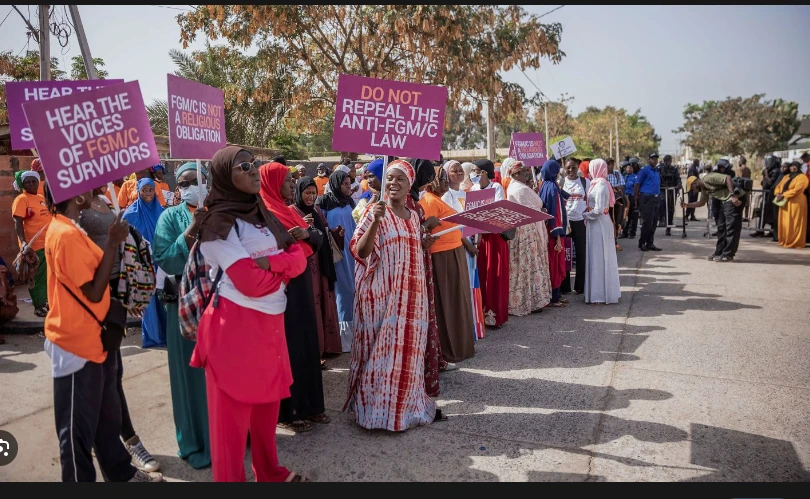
154, 180, 171, 207
117, 178, 139, 209
419, 192, 463, 254
314, 176, 329, 196
44, 215, 110, 364
12, 192, 52, 252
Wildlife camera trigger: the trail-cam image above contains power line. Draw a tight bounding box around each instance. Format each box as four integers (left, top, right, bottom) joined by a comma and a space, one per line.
537, 5, 565, 19
0, 7, 13, 29
150, 5, 192, 12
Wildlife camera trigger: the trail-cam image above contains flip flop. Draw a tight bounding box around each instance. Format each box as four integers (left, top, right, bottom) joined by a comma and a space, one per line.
278, 420, 313, 433
308, 413, 331, 424
285, 472, 311, 482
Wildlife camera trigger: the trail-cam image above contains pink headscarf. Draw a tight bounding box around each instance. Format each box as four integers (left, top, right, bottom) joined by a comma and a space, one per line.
588, 159, 615, 207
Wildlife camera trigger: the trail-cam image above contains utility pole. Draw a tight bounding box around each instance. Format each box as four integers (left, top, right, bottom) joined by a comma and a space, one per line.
68, 5, 120, 213
609, 128, 613, 158
615, 115, 619, 161
68, 5, 98, 80
486, 97, 496, 160
38, 5, 51, 80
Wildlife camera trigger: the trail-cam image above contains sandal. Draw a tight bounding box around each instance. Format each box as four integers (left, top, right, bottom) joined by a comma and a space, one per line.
559, 298, 569, 304
320, 359, 327, 370
285, 472, 311, 482
278, 420, 313, 433
34, 305, 49, 318
308, 413, 331, 424
546, 302, 567, 308
433, 409, 448, 422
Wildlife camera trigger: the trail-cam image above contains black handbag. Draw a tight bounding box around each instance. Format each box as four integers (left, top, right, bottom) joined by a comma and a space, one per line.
158, 275, 179, 304
501, 228, 517, 241
60, 281, 127, 352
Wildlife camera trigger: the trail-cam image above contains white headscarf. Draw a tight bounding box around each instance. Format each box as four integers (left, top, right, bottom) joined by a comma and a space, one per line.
501, 157, 517, 181
460, 161, 475, 191
335, 164, 351, 174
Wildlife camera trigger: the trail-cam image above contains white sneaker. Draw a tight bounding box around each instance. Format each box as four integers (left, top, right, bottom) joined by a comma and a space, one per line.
125, 436, 160, 473
129, 469, 163, 482
442, 362, 459, 372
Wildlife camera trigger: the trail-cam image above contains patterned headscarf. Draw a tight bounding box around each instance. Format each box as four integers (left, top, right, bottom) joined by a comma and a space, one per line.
442, 160, 461, 176
508, 160, 527, 177
387, 159, 416, 186
501, 157, 517, 180
31, 158, 43, 172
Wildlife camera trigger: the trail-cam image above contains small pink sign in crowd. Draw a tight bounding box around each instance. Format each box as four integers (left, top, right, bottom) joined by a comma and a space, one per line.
443, 199, 553, 235
167, 74, 226, 159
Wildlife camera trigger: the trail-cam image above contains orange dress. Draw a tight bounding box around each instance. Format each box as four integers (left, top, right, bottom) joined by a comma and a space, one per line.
775, 174, 809, 248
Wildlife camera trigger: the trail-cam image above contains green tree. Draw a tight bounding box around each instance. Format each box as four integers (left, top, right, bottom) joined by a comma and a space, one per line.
674, 95, 800, 161
574, 106, 661, 159
70, 55, 108, 80
177, 5, 564, 138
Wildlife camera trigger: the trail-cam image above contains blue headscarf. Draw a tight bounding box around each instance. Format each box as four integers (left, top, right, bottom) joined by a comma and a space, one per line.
123, 178, 165, 245
538, 159, 569, 236
359, 158, 385, 201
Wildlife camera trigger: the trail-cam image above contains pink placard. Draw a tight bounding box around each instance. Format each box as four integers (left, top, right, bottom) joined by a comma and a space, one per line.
459, 189, 496, 237
508, 132, 547, 167
5, 79, 124, 150
332, 74, 447, 160
167, 74, 226, 159
443, 200, 553, 234
22, 80, 159, 204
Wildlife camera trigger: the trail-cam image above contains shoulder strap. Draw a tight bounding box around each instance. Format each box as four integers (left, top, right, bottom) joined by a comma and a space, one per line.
54, 274, 104, 328
580, 176, 588, 190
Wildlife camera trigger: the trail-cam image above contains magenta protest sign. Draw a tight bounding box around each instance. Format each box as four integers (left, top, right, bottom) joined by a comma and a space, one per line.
442, 200, 553, 235
5, 79, 124, 150
22, 80, 159, 204
459, 189, 496, 237
332, 74, 447, 160
508, 132, 547, 166
167, 74, 226, 159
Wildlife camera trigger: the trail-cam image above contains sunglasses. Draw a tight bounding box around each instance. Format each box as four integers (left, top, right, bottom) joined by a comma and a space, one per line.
233, 161, 258, 173
177, 179, 200, 189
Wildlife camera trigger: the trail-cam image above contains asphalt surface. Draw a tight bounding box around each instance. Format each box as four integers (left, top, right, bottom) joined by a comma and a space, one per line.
1, 207, 808, 482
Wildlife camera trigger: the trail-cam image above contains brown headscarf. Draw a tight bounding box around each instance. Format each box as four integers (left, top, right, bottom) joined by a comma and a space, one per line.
197, 145, 293, 248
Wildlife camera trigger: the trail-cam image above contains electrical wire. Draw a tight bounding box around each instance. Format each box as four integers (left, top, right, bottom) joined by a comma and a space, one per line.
537, 5, 565, 19
150, 5, 192, 12
0, 7, 13, 29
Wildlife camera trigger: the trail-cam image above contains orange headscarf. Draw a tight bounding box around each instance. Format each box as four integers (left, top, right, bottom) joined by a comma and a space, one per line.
259, 162, 314, 258
579, 160, 590, 179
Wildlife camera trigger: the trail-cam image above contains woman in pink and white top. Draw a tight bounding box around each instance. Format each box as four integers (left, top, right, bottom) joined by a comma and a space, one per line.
190, 146, 309, 482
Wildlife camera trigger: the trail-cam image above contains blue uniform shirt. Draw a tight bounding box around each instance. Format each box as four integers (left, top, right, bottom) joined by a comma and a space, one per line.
635, 165, 661, 195
624, 172, 637, 194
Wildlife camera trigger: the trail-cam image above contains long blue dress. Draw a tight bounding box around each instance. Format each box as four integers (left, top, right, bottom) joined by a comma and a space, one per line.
122, 178, 167, 348
322, 204, 356, 352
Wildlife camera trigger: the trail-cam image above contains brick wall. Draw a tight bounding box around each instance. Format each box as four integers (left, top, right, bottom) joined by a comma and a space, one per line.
0, 155, 36, 280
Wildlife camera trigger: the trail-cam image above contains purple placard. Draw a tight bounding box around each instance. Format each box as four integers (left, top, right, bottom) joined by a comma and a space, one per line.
460, 189, 496, 237
167, 74, 226, 159
442, 199, 553, 234
332, 74, 447, 160
22, 80, 159, 204
5, 79, 124, 150
508, 132, 547, 166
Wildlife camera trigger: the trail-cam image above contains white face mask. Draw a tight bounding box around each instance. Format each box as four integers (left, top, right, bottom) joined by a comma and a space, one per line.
470, 174, 481, 184
180, 183, 207, 207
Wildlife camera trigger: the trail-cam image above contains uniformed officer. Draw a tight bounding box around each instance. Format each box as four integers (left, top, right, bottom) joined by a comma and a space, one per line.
658, 154, 682, 236
634, 153, 662, 251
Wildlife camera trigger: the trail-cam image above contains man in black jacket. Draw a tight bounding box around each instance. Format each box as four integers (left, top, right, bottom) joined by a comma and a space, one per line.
751, 156, 783, 239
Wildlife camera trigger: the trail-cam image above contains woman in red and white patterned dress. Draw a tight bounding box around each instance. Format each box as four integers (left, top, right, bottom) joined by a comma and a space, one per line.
344, 160, 444, 431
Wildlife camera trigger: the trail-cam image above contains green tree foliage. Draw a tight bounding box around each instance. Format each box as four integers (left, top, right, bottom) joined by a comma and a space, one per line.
674, 94, 801, 157
70, 55, 108, 80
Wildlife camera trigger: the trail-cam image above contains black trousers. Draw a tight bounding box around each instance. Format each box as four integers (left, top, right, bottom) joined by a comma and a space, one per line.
658, 189, 676, 226
623, 195, 639, 237
117, 350, 136, 441
53, 352, 136, 482
561, 220, 586, 294
714, 200, 743, 258
686, 191, 698, 219
638, 194, 659, 248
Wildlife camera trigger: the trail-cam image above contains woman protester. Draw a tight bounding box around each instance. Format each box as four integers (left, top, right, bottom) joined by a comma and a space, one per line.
292, 176, 342, 358
460, 162, 475, 192
470, 159, 510, 327
538, 159, 570, 308
117, 169, 150, 209
12, 170, 52, 317
506, 161, 552, 315
79, 185, 160, 473
500, 157, 516, 192
443, 160, 485, 340
190, 146, 309, 482
346, 159, 443, 431
419, 166, 475, 363
150, 164, 172, 207
584, 159, 621, 304
260, 163, 328, 432
122, 178, 167, 348
561, 159, 589, 294
316, 170, 357, 352
43, 183, 161, 482
152, 162, 211, 469
774, 161, 809, 249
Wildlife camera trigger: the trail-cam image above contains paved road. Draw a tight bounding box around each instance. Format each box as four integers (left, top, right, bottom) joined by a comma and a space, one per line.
2, 211, 809, 482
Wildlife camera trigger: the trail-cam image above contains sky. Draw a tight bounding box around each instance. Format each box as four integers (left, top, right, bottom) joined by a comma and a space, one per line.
2, 4, 809, 154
